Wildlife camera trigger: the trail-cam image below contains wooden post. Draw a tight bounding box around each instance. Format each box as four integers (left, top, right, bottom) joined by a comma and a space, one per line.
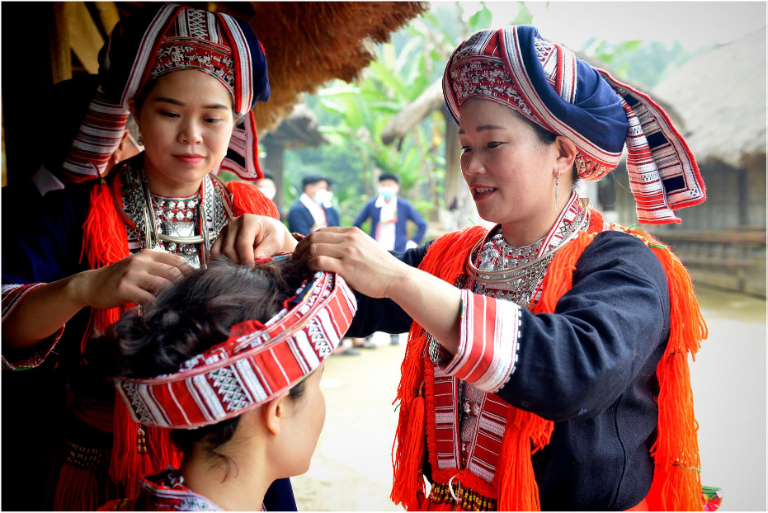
50, 3, 72, 84
441, 105, 462, 211
2, 2, 71, 187
94, 2, 120, 35
67, 2, 104, 74
262, 137, 285, 213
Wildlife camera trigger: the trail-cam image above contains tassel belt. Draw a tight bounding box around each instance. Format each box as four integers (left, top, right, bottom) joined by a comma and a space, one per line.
427, 481, 497, 511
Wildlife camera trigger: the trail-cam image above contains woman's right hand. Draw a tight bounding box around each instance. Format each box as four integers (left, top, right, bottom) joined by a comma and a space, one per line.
72, 249, 193, 309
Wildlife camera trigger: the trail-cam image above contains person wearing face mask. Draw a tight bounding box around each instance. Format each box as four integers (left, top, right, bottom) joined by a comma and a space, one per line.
353, 173, 427, 254
287, 174, 340, 236
351, 173, 427, 347
256, 170, 282, 219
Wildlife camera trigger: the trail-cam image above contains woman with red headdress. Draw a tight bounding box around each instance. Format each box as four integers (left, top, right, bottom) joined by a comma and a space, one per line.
275, 26, 712, 511
1, 4, 296, 510
99, 256, 356, 511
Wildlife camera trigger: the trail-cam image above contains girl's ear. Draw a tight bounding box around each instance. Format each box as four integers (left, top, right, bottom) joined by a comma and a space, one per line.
262, 390, 291, 436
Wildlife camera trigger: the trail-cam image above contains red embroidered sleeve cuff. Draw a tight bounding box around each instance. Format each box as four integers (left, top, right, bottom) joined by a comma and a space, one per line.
439, 289, 522, 393
2, 284, 65, 371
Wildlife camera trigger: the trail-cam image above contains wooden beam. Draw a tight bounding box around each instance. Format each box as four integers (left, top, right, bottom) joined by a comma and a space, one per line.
381, 80, 444, 146
66, 2, 104, 74
93, 2, 120, 36
50, 3, 72, 84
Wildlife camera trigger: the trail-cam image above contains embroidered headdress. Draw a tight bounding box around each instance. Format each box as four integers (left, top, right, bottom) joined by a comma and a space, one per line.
443, 26, 706, 225
63, 4, 269, 182
114, 269, 357, 429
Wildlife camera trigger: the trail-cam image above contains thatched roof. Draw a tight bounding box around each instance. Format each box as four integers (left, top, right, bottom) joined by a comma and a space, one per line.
63, 2, 428, 134
380, 50, 684, 146
652, 27, 766, 167
216, 2, 429, 132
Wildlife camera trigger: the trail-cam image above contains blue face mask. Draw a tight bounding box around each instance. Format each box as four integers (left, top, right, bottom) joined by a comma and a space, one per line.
378, 187, 397, 200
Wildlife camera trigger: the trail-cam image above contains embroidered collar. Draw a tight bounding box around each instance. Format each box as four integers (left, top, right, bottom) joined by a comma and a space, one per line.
468, 191, 589, 309
476, 191, 586, 272
137, 469, 223, 511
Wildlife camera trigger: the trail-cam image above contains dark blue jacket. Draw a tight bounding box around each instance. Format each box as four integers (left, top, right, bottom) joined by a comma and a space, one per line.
353, 197, 427, 252
346, 231, 670, 511
287, 200, 340, 236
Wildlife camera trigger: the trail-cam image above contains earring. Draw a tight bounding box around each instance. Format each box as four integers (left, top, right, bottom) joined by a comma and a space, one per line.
138, 131, 144, 146
554, 171, 560, 213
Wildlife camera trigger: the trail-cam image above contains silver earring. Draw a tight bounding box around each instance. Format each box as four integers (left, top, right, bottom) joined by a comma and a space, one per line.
554, 172, 560, 213
138, 131, 144, 146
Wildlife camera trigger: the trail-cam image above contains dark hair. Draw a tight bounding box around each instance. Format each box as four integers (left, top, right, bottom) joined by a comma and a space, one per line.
261, 170, 275, 181
379, 173, 399, 184
302, 174, 328, 190
513, 111, 580, 188
103, 257, 310, 470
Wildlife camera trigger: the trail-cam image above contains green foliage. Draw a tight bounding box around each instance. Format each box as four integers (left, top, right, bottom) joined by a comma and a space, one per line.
511, 2, 534, 25
581, 38, 693, 88
468, 2, 493, 33
266, 1, 695, 232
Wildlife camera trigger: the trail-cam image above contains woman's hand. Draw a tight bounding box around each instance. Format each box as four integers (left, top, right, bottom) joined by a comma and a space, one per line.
211, 214, 297, 266
72, 249, 192, 309
292, 227, 409, 299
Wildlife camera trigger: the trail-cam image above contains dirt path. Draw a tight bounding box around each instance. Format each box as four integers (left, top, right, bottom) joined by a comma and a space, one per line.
292, 333, 405, 511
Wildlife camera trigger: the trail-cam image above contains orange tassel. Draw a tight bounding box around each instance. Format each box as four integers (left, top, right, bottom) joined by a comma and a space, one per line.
391, 227, 487, 510
391, 327, 429, 510
392, 393, 426, 510
531, 231, 595, 314
495, 408, 554, 511
228, 180, 280, 219
79, 179, 130, 353
80, 179, 130, 270
645, 244, 706, 511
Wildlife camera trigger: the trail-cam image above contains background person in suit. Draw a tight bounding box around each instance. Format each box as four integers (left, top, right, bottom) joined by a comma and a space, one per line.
353, 173, 427, 253
352, 173, 428, 345
287, 174, 339, 235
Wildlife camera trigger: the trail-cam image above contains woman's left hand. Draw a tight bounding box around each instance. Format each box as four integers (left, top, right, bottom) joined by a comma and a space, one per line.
293, 227, 409, 299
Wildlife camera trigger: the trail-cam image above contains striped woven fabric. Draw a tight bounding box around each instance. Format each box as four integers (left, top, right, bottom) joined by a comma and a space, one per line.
114, 271, 356, 429
443, 26, 706, 225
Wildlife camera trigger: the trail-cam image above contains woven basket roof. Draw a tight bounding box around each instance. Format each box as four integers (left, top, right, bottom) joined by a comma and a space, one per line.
215, 2, 429, 132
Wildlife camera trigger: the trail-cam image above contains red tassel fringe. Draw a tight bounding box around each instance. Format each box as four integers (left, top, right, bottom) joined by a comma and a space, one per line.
54, 464, 101, 511
228, 180, 280, 219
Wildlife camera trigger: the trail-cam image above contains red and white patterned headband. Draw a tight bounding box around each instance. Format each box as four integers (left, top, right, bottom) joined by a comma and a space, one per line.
114, 270, 357, 429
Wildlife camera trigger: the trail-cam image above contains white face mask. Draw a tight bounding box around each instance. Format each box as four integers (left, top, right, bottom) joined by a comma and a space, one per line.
258, 186, 276, 200
313, 189, 331, 205
378, 186, 397, 200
